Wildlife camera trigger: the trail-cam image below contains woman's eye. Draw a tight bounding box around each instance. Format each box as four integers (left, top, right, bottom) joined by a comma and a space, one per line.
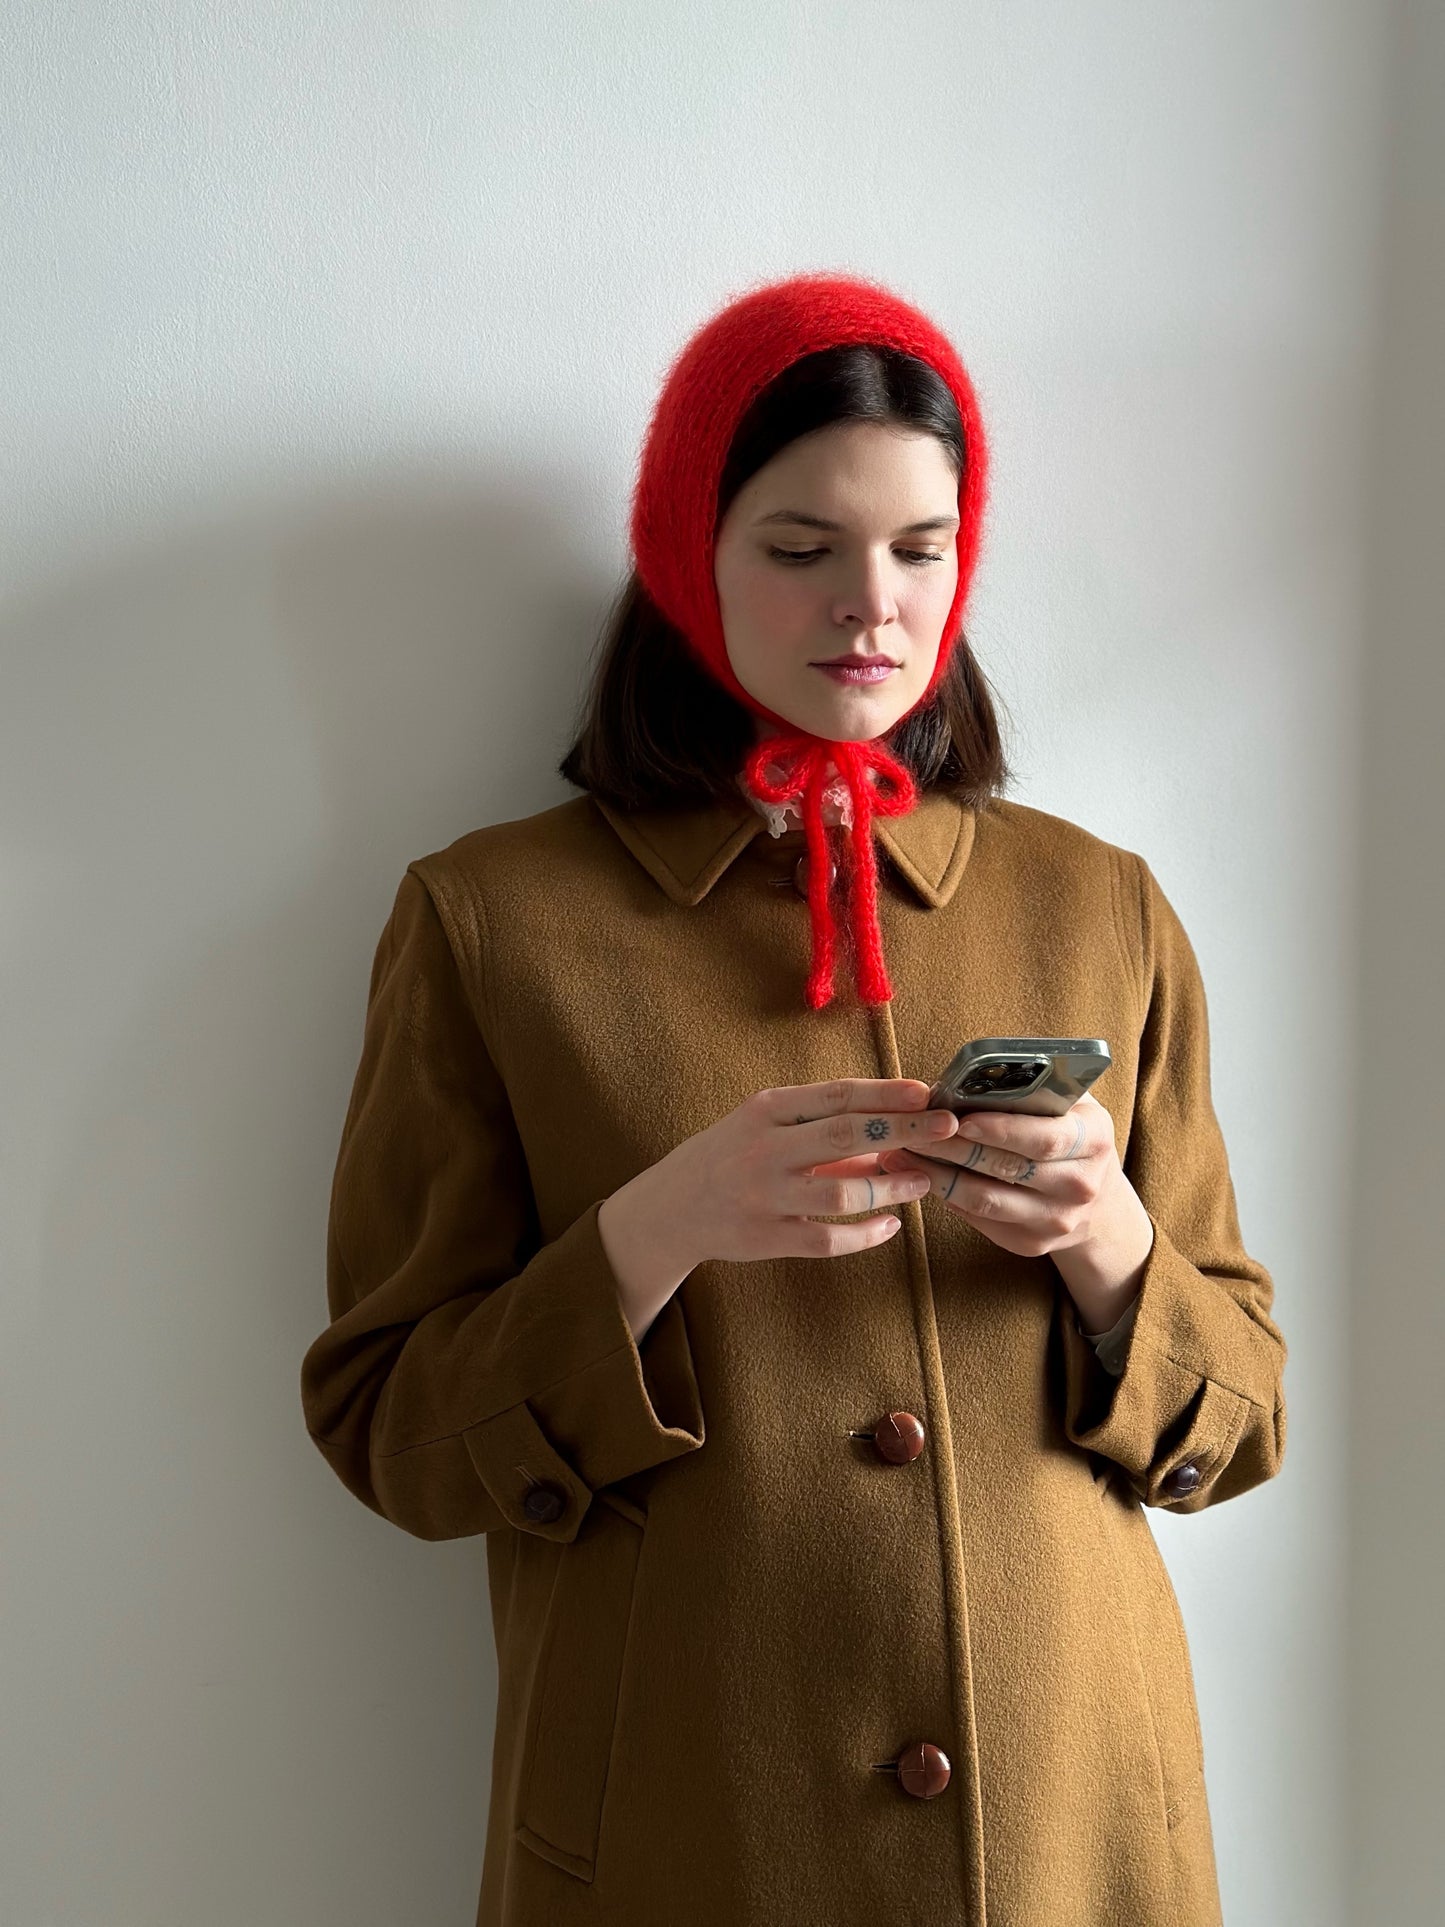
765, 546, 946, 566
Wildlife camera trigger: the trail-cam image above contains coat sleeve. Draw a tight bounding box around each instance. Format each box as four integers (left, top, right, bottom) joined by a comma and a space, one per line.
1055, 853, 1287, 1511
299, 865, 705, 1544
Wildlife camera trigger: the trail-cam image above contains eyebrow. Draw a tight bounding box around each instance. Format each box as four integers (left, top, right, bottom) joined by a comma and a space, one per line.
751, 509, 961, 535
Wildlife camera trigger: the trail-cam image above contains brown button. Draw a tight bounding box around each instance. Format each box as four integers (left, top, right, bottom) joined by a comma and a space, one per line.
873, 1411, 926, 1465
1161, 1460, 1202, 1498
522, 1482, 566, 1523
792, 853, 838, 899
896, 1741, 951, 1798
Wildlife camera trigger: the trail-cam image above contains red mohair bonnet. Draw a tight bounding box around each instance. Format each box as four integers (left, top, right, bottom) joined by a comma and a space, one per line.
628, 270, 990, 1011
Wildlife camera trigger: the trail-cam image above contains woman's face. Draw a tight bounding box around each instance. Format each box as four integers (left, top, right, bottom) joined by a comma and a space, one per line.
712, 420, 961, 744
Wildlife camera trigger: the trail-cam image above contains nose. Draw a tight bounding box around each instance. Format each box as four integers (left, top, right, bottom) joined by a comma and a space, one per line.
832, 551, 899, 633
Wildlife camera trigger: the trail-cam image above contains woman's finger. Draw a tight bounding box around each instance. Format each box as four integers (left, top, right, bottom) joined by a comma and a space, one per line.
755, 1078, 933, 1128
880, 1139, 1041, 1186
772, 1209, 908, 1261
787, 1102, 958, 1169
795, 1163, 933, 1219
807, 1151, 889, 1179
949, 1097, 1103, 1163
886, 1149, 1043, 1220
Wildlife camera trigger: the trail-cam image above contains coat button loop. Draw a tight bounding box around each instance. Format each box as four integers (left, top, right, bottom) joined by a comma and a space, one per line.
895, 1741, 951, 1798
522, 1482, 566, 1523
1161, 1460, 1202, 1499
872, 1411, 926, 1464
793, 853, 838, 899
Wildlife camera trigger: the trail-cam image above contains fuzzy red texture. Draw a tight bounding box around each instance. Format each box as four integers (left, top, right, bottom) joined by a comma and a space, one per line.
628, 269, 990, 1010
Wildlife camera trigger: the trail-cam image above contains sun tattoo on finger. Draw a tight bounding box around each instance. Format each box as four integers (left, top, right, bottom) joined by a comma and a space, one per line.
864, 1117, 890, 1140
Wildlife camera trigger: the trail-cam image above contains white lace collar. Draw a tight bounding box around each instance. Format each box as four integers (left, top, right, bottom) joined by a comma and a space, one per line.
739, 758, 860, 837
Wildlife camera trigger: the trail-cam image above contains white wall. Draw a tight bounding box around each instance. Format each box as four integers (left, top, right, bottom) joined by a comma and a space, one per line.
1348, 2, 1445, 1919
1, 4, 1408, 1922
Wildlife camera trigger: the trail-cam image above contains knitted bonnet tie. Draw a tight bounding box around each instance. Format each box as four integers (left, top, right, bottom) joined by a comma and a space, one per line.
629, 270, 990, 1010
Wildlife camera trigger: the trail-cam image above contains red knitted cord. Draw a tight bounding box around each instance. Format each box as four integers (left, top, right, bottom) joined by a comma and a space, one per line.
743, 736, 918, 1007
629, 270, 989, 1008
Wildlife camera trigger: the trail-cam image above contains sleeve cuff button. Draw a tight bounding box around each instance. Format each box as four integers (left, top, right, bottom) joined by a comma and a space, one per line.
1161, 1460, 1202, 1498
522, 1482, 567, 1523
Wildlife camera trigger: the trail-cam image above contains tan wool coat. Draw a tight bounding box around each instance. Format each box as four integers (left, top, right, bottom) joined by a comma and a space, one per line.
299, 785, 1289, 1927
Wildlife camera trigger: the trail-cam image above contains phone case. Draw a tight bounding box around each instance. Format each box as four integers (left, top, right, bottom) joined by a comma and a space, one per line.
927, 1037, 1112, 1117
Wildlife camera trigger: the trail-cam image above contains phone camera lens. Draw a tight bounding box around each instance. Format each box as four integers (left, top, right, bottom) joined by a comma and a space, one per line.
959, 1057, 1050, 1098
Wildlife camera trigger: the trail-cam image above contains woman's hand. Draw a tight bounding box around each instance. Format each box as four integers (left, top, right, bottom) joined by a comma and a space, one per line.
876, 1093, 1155, 1333
598, 1078, 961, 1341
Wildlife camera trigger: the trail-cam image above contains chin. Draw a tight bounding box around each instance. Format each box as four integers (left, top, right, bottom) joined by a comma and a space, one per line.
747, 679, 914, 743
809, 697, 914, 742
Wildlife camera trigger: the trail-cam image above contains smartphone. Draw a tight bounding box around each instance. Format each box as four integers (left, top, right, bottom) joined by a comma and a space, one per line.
926, 1037, 1112, 1118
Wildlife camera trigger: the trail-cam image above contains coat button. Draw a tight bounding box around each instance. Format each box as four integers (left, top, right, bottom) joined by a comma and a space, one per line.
793, 853, 838, 899
896, 1741, 951, 1798
1161, 1460, 1202, 1498
872, 1411, 926, 1464
522, 1482, 566, 1522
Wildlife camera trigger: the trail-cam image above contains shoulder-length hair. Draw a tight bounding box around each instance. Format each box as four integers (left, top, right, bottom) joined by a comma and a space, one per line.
558, 343, 1013, 813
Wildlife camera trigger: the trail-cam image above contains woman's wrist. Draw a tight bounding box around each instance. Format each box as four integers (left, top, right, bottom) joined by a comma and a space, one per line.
598, 1164, 701, 1344
1051, 1171, 1155, 1335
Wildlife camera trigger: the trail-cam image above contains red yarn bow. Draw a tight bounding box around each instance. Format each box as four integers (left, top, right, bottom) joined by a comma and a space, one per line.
743, 733, 918, 1009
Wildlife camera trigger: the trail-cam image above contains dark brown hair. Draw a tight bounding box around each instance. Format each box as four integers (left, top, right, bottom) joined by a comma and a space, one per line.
558, 344, 1013, 813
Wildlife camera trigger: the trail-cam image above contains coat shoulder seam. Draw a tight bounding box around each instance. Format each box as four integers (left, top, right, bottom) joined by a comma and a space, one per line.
404, 856, 503, 1056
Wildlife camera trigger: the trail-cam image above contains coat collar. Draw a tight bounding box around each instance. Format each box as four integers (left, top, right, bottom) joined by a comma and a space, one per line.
592, 785, 976, 910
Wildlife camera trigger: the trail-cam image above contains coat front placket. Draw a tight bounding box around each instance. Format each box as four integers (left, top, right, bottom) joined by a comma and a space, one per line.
865, 991, 989, 1920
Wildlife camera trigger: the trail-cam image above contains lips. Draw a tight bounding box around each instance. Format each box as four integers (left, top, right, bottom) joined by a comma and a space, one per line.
813, 661, 898, 685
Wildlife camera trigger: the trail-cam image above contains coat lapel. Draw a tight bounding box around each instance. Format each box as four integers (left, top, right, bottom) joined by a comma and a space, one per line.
592, 787, 977, 910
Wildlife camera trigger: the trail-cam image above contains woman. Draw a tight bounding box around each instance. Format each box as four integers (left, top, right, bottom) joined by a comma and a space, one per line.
300, 271, 1288, 1927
